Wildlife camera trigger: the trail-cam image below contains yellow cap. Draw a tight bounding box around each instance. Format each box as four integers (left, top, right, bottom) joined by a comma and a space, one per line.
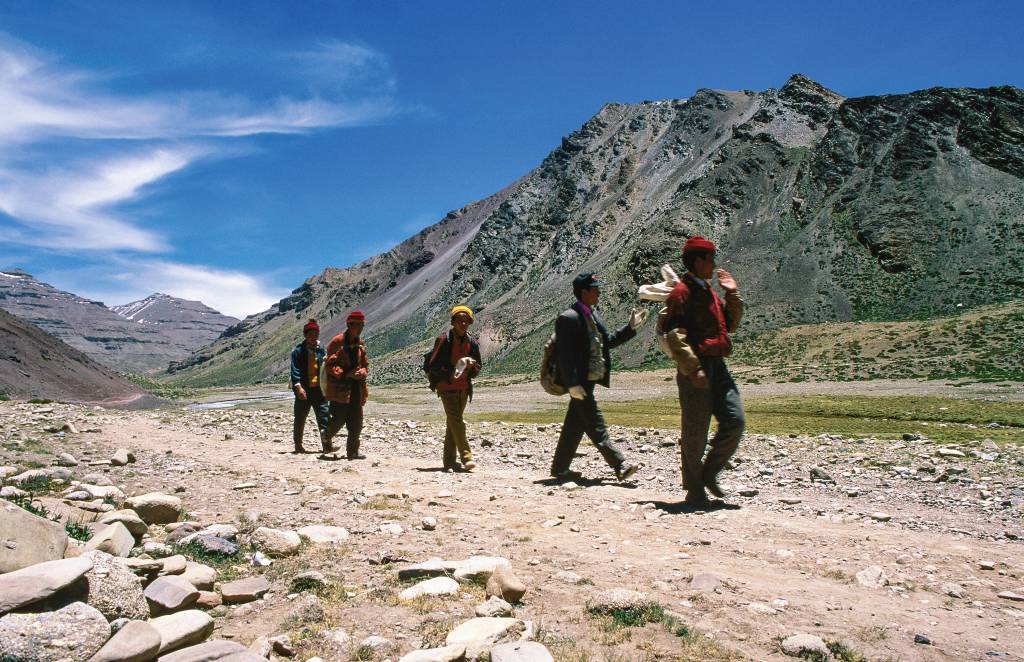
451, 305, 474, 321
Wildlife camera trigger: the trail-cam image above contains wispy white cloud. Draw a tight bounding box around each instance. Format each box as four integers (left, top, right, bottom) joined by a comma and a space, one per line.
0, 33, 396, 144
0, 32, 400, 316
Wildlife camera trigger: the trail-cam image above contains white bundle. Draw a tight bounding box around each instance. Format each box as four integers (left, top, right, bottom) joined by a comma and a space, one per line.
637, 264, 681, 302
453, 356, 475, 379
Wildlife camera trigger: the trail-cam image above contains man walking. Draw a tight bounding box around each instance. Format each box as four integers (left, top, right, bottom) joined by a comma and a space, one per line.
551, 273, 647, 482
662, 237, 745, 504
426, 305, 482, 472
323, 310, 369, 459
290, 318, 329, 454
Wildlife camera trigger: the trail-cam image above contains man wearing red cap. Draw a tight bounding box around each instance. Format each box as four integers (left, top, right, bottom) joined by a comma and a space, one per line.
290, 319, 329, 454
661, 237, 745, 505
322, 311, 370, 459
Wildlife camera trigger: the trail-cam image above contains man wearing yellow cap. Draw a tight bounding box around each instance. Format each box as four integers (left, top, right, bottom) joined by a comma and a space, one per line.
425, 305, 483, 471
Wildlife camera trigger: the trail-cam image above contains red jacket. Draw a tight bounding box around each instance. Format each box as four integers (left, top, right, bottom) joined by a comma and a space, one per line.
663, 273, 739, 357
323, 332, 369, 405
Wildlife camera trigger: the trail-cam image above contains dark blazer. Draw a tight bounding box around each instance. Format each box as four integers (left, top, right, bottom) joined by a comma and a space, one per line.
555, 300, 636, 389
290, 342, 326, 390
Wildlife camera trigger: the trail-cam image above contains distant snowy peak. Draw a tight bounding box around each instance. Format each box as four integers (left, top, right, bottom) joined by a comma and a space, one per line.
112, 293, 237, 326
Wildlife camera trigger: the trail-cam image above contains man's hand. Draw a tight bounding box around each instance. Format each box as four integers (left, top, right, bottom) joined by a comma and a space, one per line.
352, 368, 368, 381
629, 307, 649, 329
568, 385, 586, 400
716, 268, 738, 294
294, 384, 307, 400
689, 369, 710, 389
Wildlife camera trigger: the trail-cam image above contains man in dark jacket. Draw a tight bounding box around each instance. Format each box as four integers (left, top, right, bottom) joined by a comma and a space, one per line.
290, 318, 329, 454
551, 273, 648, 481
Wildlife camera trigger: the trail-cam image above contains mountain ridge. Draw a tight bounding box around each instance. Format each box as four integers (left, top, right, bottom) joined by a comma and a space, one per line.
165, 74, 1024, 386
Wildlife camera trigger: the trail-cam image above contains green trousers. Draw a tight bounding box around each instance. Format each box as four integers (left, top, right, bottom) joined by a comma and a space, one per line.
439, 390, 473, 468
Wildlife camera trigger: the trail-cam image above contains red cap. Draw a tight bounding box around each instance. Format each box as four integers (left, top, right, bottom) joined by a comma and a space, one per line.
346, 310, 365, 324
683, 236, 716, 255
303, 319, 319, 333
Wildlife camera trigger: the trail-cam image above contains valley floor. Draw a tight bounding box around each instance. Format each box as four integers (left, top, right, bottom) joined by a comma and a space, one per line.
2, 376, 1022, 660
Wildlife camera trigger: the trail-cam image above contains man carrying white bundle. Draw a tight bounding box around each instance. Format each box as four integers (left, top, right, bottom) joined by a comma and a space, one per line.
425, 305, 482, 472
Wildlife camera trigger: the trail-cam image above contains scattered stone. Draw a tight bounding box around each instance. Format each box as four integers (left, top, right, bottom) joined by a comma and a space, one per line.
85, 521, 136, 557
452, 556, 512, 584
937, 448, 966, 458
809, 467, 833, 482
189, 534, 238, 557
915, 633, 933, 645
980, 560, 996, 570
250, 527, 301, 557
445, 617, 524, 658
196, 591, 222, 609
997, 591, 1024, 602
738, 488, 759, 497
555, 571, 583, 584
81, 484, 126, 503
0, 500, 69, 573
157, 639, 251, 662
296, 525, 349, 545
421, 517, 438, 531
125, 493, 182, 525
486, 565, 528, 603
379, 522, 404, 536
220, 576, 271, 604
97, 509, 149, 539
110, 448, 136, 466
476, 596, 514, 617
181, 562, 217, 591
398, 645, 467, 662
56, 452, 79, 467
270, 634, 297, 657
869, 512, 892, 522
158, 555, 187, 576
942, 582, 964, 598
689, 572, 723, 592
90, 619, 162, 662
400, 577, 460, 601
779, 498, 802, 505
359, 635, 393, 653
145, 575, 200, 615
0, 601, 110, 661
587, 588, 651, 614
0, 555, 93, 614
781, 633, 829, 658
290, 570, 328, 593
491, 641, 555, 662
855, 566, 888, 589
149, 609, 215, 654
232, 482, 257, 490
164, 523, 202, 546
287, 594, 325, 624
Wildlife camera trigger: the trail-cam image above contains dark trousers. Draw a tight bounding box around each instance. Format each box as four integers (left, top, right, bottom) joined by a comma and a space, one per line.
325, 401, 363, 456
677, 357, 745, 493
293, 387, 329, 451
551, 382, 625, 475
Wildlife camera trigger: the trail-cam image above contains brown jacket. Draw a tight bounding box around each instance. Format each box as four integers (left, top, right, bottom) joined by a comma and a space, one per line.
323, 332, 369, 405
659, 273, 744, 375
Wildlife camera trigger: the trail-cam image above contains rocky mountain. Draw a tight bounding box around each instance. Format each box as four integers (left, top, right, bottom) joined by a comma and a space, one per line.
0, 308, 150, 403
166, 74, 1024, 387
112, 293, 238, 358
0, 271, 236, 374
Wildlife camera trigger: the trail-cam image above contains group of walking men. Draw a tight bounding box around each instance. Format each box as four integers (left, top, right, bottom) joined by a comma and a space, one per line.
291, 236, 744, 504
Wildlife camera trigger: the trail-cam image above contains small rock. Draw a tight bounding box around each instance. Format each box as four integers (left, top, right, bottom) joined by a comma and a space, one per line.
296, 525, 349, 545
915, 633, 933, 645
485, 565, 528, 603
55, 452, 79, 467
689, 572, 723, 592
855, 565, 888, 589
220, 576, 272, 604
145, 575, 200, 615
555, 571, 583, 584
738, 488, 759, 497
779, 498, 802, 505
997, 591, 1024, 602
942, 582, 964, 598
96, 509, 149, 539
870, 512, 892, 522
490, 641, 554, 662
475, 595, 514, 617
400, 577, 460, 601
181, 562, 217, 591
148, 609, 215, 654
158, 639, 251, 662
125, 493, 182, 525
85, 522, 136, 557
287, 594, 325, 624
190, 534, 238, 557
781, 633, 829, 658
110, 448, 136, 466
250, 527, 301, 557
270, 634, 297, 657
445, 618, 524, 659
421, 517, 438, 531
359, 635, 393, 652
979, 560, 996, 570
398, 645, 467, 662
290, 570, 328, 593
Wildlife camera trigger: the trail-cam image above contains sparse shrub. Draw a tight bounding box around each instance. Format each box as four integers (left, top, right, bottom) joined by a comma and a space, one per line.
65, 519, 92, 542
28, 398, 53, 404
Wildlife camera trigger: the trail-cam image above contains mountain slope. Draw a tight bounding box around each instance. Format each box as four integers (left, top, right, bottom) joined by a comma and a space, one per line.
0, 308, 150, 404
166, 75, 1024, 387
112, 293, 238, 359
0, 271, 237, 373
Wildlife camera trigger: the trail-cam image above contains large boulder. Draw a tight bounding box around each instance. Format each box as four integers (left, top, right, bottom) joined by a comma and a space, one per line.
485, 566, 528, 603
124, 493, 182, 525
89, 619, 162, 662
0, 601, 110, 661
149, 610, 215, 654
0, 556, 93, 614
0, 500, 69, 573
155, 639, 250, 662
250, 527, 300, 557
181, 562, 217, 591
76, 551, 149, 622
491, 641, 555, 662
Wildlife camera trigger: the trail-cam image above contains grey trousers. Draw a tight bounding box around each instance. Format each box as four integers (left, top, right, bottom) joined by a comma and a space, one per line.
551, 382, 626, 475
677, 357, 745, 492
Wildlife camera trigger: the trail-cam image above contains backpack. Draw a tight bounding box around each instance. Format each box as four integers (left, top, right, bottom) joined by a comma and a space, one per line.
422, 332, 451, 391
539, 332, 567, 396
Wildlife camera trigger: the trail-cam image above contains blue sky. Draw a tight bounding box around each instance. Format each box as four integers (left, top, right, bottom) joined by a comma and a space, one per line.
1, 0, 1021, 318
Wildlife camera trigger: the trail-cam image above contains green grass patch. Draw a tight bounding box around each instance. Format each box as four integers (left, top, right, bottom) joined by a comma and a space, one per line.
27, 398, 53, 404
587, 601, 666, 628
65, 519, 92, 542
469, 394, 1024, 444
172, 540, 251, 582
